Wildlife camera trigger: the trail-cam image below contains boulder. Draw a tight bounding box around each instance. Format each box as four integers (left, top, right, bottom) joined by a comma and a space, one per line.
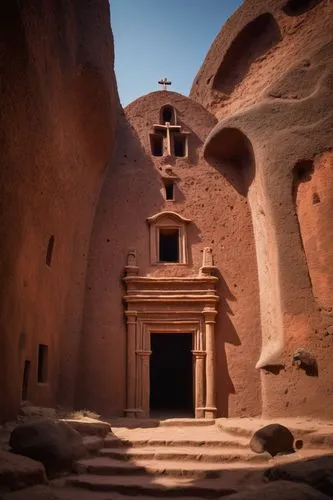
222, 480, 331, 500
250, 423, 300, 456
9, 419, 87, 474
265, 454, 333, 496
62, 418, 110, 437
1, 485, 69, 500
0, 451, 46, 494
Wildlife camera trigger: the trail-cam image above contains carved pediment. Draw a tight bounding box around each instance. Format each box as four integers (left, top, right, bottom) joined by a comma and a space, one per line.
147, 211, 191, 226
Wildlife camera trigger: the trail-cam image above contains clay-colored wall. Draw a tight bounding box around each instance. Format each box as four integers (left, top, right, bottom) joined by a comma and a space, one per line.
199, 0, 333, 417
191, 0, 331, 117
79, 91, 261, 417
296, 152, 333, 312
0, 1, 119, 421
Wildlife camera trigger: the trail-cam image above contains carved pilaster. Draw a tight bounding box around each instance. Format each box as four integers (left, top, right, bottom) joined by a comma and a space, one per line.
203, 307, 217, 418
192, 350, 206, 418
136, 350, 152, 417
124, 310, 139, 417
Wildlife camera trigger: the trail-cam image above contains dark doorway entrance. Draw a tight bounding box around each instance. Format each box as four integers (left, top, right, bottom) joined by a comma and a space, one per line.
150, 333, 193, 417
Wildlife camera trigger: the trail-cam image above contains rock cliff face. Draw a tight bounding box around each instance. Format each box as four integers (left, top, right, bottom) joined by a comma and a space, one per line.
193, 0, 333, 417
0, 1, 120, 420
1, 0, 333, 421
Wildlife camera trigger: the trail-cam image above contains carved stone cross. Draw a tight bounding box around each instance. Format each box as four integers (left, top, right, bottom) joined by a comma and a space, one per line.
158, 78, 172, 90
153, 121, 181, 155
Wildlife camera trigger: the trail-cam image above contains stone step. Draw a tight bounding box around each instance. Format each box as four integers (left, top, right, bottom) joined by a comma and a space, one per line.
104, 434, 249, 449
99, 446, 269, 464
67, 473, 239, 497
74, 455, 268, 479
109, 418, 216, 428
83, 435, 104, 453
159, 419, 216, 427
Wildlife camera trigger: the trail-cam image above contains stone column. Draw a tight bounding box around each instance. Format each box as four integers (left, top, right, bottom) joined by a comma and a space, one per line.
203, 307, 217, 418
124, 311, 137, 417
192, 350, 206, 418
139, 351, 152, 417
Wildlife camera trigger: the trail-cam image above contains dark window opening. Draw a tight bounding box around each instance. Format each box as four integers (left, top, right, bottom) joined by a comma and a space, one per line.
46, 235, 55, 267
22, 360, 30, 401
150, 333, 193, 416
37, 344, 48, 383
165, 182, 175, 201
161, 105, 174, 124
150, 134, 163, 156
159, 228, 179, 262
312, 192, 320, 204
174, 134, 186, 157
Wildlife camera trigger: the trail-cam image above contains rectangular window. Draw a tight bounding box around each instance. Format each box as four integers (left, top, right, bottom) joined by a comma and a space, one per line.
165, 182, 174, 201
150, 133, 163, 156
46, 235, 55, 267
22, 360, 30, 401
173, 134, 187, 157
159, 228, 179, 262
37, 344, 48, 383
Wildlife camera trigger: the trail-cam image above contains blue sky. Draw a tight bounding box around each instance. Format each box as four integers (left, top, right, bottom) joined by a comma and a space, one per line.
110, 0, 243, 107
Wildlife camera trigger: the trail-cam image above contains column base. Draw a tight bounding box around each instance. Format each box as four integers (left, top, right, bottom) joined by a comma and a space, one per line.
203, 406, 217, 419
124, 408, 144, 418
195, 407, 205, 418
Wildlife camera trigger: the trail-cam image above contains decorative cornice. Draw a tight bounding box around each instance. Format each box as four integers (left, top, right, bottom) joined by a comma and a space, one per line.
147, 211, 191, 225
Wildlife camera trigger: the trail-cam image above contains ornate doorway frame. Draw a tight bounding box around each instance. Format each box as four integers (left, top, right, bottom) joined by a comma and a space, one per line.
123, 250, 219, 419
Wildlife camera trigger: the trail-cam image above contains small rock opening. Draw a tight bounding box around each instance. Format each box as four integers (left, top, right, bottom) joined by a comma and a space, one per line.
312, 192, 320, 204
292, 159, 314, 202
46, 235, 55, 267
164, 181, 175, 201
282, 0, 323, 16
21, 360, 30, 401
37, 344, 49, 383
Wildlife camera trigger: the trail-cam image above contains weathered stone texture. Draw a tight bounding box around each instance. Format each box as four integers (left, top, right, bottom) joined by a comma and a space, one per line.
9, 419, 87, 474
0, 1, 120, 421
195, 0, 333, 417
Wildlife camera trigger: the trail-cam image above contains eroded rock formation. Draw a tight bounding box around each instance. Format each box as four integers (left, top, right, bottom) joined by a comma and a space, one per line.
1, 0, 332, 421
194, 0, 333, 417
0, 1, 120, 421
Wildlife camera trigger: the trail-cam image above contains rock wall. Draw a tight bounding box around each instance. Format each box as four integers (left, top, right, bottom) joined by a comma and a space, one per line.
0, 1, 120, 421
195, 0, 333, 417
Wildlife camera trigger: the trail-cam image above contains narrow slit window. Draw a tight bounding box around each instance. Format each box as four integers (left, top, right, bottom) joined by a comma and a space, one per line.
46, 235, 55, 267
37, 344, 48, 383
165, 182, 174, 201
150, 134, 163, 156
159, 228, 179, 262
161, 106, 174, 124
22, 360, 30, 401
173, 134, 186, 157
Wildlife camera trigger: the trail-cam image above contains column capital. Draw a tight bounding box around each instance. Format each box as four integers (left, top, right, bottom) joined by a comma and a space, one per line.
125, 310, 138, 323
202, 307, 217, 323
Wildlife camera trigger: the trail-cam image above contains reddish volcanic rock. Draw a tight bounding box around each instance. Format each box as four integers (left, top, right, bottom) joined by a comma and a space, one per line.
0, 1, 120, 420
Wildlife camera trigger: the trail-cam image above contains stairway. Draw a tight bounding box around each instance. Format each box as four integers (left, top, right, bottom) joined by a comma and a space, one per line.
66, 419, 270, 497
